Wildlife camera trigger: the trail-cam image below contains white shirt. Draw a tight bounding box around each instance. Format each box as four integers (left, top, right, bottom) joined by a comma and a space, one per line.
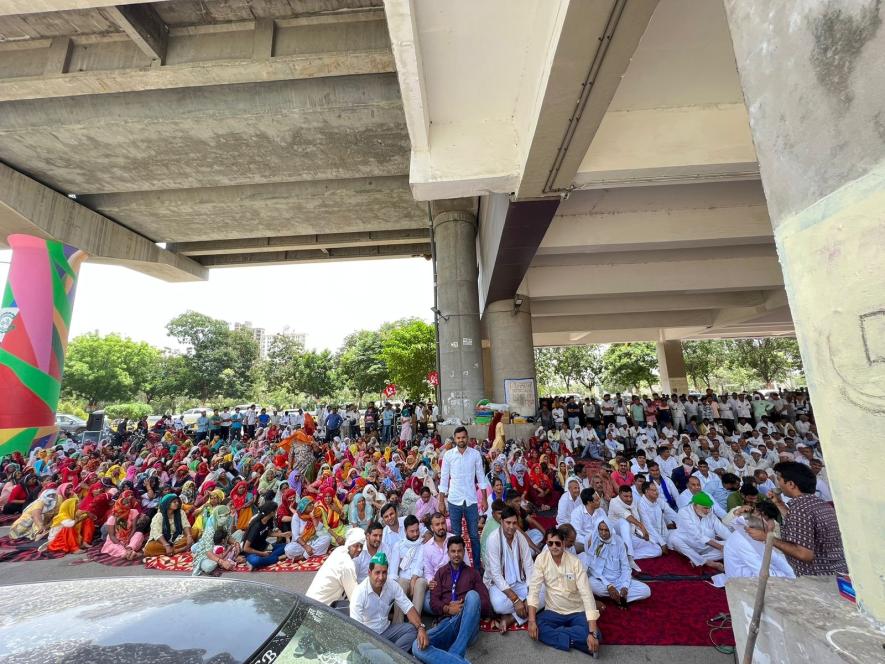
655, 455, 679, 478
556, 492, 580, 526
571, 504, 605, 547
396, 536, 425, 581
350, 577, 414, 634
675, 505, 731, 548
306, 547, 359, 605
439, 446, 487, 506
483, 528, 534, 591
608, 496, 641, 536
676, 489, 727, 519
552, 408, 564, 424
706, 456, 729, 472
638, 495, 677, 547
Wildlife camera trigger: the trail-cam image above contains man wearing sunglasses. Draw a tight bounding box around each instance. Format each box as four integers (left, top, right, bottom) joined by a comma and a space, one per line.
527, 526, 601, 657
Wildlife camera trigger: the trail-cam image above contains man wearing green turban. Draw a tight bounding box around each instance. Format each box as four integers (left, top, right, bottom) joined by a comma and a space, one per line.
669, 491, 731, 571
349, 549, 429, 653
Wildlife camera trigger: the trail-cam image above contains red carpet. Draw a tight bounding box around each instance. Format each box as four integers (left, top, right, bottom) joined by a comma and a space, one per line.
634, 553, 716, 580
0, 535, 66, 563
69, 543, 142, 567
597, 580, 734, 647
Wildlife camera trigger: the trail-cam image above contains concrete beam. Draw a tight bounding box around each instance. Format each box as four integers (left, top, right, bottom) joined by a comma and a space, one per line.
532, 309, 715, 334
574, 103, 759, 189
77, 175, 423, 243
531, 291, 771, 317
524, 247, 784, 299
0, 18, 394, 102
0, 0, 170, 15
196, 243, 431, 267
168, 228, 430, 256
0, 162, 205, 282
539, 181, 773, 254
104, 4, 168, 63
517, 0, 659, 198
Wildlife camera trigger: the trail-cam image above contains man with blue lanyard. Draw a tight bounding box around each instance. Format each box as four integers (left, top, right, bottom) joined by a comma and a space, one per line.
415, 537, 492, 664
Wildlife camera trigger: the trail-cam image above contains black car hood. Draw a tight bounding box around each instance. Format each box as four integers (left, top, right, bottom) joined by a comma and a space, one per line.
0, 577, 295, 664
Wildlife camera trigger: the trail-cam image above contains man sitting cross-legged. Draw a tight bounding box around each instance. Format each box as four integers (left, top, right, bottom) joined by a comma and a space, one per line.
412, 536, 493, 664
527, 527, 601, 658
587, 516, 652, 606
484, 506, 537, 631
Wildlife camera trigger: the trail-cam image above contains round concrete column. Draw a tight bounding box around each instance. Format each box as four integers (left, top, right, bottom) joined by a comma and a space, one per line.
485, 296, 536, 416
434, 210, 485, 423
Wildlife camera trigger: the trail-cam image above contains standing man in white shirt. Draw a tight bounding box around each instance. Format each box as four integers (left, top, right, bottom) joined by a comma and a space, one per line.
350, 551, 429, 653
439, 426, 487, 569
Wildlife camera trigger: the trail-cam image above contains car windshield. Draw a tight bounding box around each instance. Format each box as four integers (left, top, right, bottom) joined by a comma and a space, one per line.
248, 598, 412, 664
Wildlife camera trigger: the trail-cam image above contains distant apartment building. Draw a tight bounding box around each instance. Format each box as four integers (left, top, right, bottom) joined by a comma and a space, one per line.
234, 322, 305, 358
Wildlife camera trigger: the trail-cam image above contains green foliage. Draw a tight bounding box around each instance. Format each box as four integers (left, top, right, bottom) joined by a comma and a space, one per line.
165, 311, 259, 401
380, 319, 436, 400
263, 333, 337, 401
682, 340, 729, 389
602, 342, 657, 392
337, 329, 388, 404
62, 333, 161, 406
57, 399, 89, 420
104, 402, 153, 420
725, 338, 802, 386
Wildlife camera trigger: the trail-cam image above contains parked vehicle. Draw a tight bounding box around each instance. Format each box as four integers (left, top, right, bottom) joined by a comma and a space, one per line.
55, 413, 87, 434
0, 577, 414, 664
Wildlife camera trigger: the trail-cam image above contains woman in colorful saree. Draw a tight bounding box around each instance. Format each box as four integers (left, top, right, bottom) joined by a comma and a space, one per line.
190, 488, 225, 541
316, 486, 347, 546
284, 497, 331, 561
78, 481, 112, 545
230, 480, 255, 532
101, 490, 143, 560
8, 489, 59, 541
191, 504, 243, 576
44, 483, 89, 554
347, 492, 374, 530
143, 493, 193, 557
527, 462, 557, 510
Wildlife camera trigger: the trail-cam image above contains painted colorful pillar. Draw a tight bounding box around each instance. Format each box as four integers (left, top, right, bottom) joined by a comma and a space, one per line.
0, 234, 87, 456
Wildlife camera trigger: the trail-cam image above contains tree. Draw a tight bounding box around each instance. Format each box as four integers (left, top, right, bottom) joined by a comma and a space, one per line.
601, 342, 657, 392
380, 319, 436, 400
104, 402, 153, 420
263, 333, 336, 402
726, 337, 802, 387
166, 311, 258, 401
682, 340, 728, 389
62, 333, 160, 407
337, 329, 388, 405
532, 345, 603, 393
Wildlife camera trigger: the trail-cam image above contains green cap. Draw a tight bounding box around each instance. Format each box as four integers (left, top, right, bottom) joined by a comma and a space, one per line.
691, 491, 714, 508
370, 551, 389, 567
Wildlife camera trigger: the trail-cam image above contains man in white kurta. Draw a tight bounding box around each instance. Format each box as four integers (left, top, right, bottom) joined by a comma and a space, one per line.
556, 476, 582, 526
637, 482, 677, 551
306, 527, 365, 605
670, 493, 730, 570
587, 517, 651, 604
676, 476, 727, 519
715, 515, 796, 587
571, 488, 606, 553
284, 509, 332, 561
607, 486, 662, 568
484, 507, 536, 627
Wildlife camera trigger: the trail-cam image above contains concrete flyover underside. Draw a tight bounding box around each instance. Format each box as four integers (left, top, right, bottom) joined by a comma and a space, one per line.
0, 0, 430, 278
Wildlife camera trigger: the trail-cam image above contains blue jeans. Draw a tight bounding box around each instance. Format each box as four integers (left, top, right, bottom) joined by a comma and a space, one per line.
447, 501, 481, 570
246, 542, 286, 569
536, 610, 601, 656
412, 590, 481, 664
382, 424, 392, 443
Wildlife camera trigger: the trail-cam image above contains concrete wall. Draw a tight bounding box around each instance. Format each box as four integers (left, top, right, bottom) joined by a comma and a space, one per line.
727, 577, 884, 664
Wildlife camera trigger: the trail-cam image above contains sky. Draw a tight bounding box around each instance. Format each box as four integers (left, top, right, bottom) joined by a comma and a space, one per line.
0, 250, 435, 351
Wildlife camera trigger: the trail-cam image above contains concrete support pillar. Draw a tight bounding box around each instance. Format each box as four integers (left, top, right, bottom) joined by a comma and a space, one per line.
485, 295, 537, 417
433, 206, 484, 423
724, 0, 885, 622
656, 340, 689, 394
0, 235, 87, 456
